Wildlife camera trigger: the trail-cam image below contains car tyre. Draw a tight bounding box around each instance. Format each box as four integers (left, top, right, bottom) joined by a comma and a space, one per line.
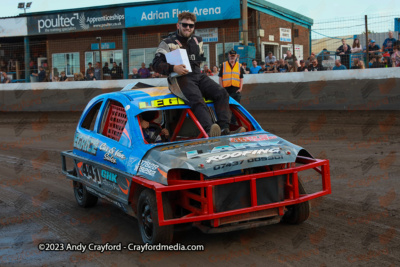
282, 179, 311, 224
137, 189, 173, 244
73, 181, 98, 208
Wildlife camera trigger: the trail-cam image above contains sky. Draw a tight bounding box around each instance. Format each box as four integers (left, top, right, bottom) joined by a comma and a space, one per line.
1, 0, 399, 22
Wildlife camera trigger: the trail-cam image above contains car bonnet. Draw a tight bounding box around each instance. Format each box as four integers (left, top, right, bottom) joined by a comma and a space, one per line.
135, 133, 308, 185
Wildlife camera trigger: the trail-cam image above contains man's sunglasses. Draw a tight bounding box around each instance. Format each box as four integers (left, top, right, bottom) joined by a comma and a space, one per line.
180, 23, 195, 28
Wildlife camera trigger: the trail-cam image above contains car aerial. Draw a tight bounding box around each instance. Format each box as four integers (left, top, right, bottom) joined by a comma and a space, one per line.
61, 82, 331, 244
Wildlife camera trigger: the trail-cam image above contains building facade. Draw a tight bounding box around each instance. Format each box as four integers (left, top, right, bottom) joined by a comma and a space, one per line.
0, 0, 313, 82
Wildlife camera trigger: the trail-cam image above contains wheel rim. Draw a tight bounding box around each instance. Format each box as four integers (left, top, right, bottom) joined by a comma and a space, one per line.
141, 202, 153, 240
75, 183, 84, 200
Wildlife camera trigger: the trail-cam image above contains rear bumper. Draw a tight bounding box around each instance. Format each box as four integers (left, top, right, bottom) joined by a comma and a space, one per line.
134, 156, 331, 227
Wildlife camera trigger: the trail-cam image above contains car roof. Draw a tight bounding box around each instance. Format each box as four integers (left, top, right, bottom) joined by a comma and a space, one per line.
92, 83, 237, 118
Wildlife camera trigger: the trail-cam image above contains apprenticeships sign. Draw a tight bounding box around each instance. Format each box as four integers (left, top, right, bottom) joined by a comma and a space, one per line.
125, 0, 240, 28
27, 8, 125, 35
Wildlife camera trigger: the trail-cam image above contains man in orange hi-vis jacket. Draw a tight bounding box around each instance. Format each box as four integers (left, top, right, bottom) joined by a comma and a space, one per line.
219, 49, 244, 105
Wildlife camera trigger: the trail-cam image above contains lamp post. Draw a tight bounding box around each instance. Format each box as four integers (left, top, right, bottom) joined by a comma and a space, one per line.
18, 2, 32, 14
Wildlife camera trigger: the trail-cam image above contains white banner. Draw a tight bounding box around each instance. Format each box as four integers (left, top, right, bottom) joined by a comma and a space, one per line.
195, 28, 218, 43
0, 17, 27, 37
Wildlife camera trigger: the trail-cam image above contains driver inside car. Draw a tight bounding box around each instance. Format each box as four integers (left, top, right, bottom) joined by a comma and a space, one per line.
139, 111, 169, 143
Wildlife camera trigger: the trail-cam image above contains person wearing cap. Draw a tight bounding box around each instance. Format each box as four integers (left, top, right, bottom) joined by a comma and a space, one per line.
265, 52, 276, 67
297, 60, 308, 72
219, 49, 245, 103
219, 50, 246, 128
365, 40, 381, 58
336, 39, 352, 69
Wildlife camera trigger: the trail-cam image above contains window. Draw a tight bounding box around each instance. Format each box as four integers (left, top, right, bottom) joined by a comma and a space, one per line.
101, 101, 128, 143
202, 44, 210, 68
81, 101, 103, 131
85, 50, 123, 73
215, 42, 240, 67
129, 48, 157, 74
52, 52, 80, 77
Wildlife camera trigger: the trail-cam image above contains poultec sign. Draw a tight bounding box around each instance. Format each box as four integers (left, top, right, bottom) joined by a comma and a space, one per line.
27, 8, 125, 35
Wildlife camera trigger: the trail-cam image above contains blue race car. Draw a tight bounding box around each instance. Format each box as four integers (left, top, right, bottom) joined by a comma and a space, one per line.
61, 83, 331, 244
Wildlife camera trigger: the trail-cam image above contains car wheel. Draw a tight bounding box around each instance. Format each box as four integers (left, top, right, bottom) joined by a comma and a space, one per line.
282, 178, 311, 224
73, 181, 98, 208
137, 189, 173, 244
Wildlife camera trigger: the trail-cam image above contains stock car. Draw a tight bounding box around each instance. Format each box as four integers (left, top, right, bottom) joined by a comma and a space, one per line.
61, 82, 331, 244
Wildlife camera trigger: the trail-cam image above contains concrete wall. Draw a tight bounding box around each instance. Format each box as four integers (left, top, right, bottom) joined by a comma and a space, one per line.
1, 68, 399, 112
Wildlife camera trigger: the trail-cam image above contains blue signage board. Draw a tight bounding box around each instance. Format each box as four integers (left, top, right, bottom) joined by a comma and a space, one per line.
91, 42, 116, 50
125, 0, 240, 28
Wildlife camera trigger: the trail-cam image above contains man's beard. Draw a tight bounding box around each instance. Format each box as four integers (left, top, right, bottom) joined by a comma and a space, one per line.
179, 28, 192, 38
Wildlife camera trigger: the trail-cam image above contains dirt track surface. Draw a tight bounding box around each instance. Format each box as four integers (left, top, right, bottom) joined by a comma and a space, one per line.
0, 110, 399, 266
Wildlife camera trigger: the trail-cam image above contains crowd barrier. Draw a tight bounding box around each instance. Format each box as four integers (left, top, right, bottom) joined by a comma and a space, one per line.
0, 68, 399, 112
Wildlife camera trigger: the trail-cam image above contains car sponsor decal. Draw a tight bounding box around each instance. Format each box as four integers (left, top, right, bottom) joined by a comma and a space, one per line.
74, 132, 99, 155
119, 178, 130, 195
139, 97, 212, 109
160, 139, 220, 151
101, 170, 117, 183
138, 160, 159, 176
205, 148, 281, 163
229, 134, 277, 143
99, 143, 126, 164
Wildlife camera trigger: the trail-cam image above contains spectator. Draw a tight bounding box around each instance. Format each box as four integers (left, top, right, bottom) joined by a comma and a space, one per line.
285, 51, 298, 72
240, 63, 250, 74
132, 68, 141, 79
1, 71, 10, 83
297, 60, 308, 72
265, 51, 276, 67
103, 62, 110, 75
148, 63, 154, 72
212, 66, 219, 76
368, 57, 376, 68
371, 55, 384, 68
265, 61, 277, 73
391, 47, 400, 67
308, 59, 324, 71
396, 33, 400, 48
351, 58, 361, 69
308, 52, 316, 61
382, 31, 397, 55
59, 71, 68, 81
382, 57, 391, 68
86, 63, 94, 79
332, 60, 347, 70
276, 59, 289, 73
249, 59, 261, 74
258, 62, 268, 73
351, 38, 363, 54
366, 40, 381, 58
86, 70, 96, 81
32, 66, 46, 82
110, 62, 123, 80
336, 38, 352, 69
74, 73, 85, 81
138, 62, 150, 78
359, 61, 365, 69
94, 62, 101, 80
202, 64, 213, 76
